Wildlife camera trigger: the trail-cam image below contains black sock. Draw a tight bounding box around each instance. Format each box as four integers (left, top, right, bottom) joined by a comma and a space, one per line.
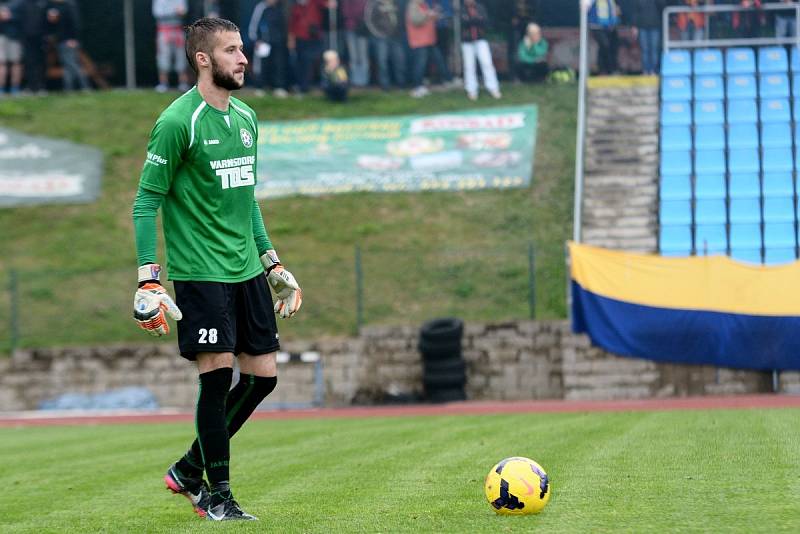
177, 374, 277, 478
195, 368, 232, 487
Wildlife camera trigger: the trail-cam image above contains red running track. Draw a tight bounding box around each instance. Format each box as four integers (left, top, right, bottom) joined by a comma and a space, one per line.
2, 394, 800, 428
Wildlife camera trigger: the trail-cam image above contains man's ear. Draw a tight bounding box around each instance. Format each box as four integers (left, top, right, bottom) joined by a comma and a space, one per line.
196, 51, 210, 69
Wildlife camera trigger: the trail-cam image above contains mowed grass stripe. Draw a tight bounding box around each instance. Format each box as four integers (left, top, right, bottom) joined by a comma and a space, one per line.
4, 409, 800, 533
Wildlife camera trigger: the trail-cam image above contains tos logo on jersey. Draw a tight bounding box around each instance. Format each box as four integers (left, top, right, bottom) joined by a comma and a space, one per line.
240, 128, 253, 148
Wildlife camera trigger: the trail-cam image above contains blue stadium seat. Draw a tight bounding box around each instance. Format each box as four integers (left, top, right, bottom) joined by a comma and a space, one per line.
762, 173, 794, 197
760, 98, 792, 123
727, 75, 757, 99
731, 248, 762, 264
729, 198, 762, 223
661, 199, 692, 225
660, 225, 692, 256
694, 149, 726, 174
695, 125, 725, 150
759, 46, 788, 73
728, 148, 760, 173
694, 75, 724, 101
730, 223, 762, 249
792, 46, 800, 72
660, 174, 692, 201
695, 198, 727, 224
727, 99, 758, 123
727, 123, 759, 149
661, 150, 692, 175
662, 50, 692, 77
794, 74, 800, 96
729, 173, 761, 198
759, 73, 791, 98
764, 248, 797, 265
661, 101, 692, 126
695, 224, 728, 253
762, 147, 794, 173
695, 173, 726, 199
661, 126, 693, 151
694, 49, 724, 75
726, 48, 756, 74
763, 197, 796, 223
662, 76, 692, 101
694, 100, 725, 125
764, 222, 797, 248
761, 123, 792, 148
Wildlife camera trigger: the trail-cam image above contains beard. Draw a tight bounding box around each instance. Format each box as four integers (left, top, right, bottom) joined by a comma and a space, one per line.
210, 56, 243, 91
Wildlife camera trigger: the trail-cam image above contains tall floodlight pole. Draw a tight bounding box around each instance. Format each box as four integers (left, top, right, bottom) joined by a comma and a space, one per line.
572, 0, 590, 243
124, 0, 136, 89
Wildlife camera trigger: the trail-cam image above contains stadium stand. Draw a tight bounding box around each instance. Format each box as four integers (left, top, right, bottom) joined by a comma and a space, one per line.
659, 45, 800, 264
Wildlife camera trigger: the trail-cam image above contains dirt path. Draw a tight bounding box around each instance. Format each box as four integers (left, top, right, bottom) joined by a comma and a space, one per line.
2, 394, 799, 428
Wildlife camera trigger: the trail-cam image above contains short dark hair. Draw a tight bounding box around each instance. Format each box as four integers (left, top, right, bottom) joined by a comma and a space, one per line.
185, 17, 240, 73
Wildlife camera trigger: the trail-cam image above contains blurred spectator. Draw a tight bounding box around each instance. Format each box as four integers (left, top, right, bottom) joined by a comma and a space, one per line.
460, 0, 500, 100
588, 0, 620, 75
406, 0, 438, 97
342, 0, 369, 86
0, 0, 24, 96
45, 0, 91, 92
365, 0, 406, 90
676, 0, 706, 41
732, 0, 766, 38
427, 0, 455, 86
510, 0, 538, 81
152, 0, 189, 92
289, 0, 332, 94
248, 0, 289, 97
773, 0, 798, 38
516, 22, 548, 82
321, 48, 348, 100
21, 0, 47, 95
628, 0, 666, 75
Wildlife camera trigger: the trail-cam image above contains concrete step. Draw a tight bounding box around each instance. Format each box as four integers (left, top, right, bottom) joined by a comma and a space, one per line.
589, 86, 658, 97
585, 163, 658, 176
589, 134, 659, 146
588, 104, 658, 118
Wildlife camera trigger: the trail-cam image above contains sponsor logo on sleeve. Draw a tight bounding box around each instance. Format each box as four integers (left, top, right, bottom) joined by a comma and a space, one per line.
145, 152, 168, 166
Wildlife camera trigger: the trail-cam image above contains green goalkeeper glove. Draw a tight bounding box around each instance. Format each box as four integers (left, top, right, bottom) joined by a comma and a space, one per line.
133, 264, 182, 336
261, 250, 303, 318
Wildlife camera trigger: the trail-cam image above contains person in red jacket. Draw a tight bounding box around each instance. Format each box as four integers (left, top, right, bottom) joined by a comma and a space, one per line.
288, 0, 335, 93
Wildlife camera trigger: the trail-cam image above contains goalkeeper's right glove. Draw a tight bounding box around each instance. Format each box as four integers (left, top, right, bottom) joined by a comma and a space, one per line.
133, 264, 182, 336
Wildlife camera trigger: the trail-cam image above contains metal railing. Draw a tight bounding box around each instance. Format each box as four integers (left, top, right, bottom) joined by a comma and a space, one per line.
663, 3, 800, 51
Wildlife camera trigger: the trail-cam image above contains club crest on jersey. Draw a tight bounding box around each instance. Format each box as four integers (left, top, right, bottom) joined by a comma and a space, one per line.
240, 128, 253, 148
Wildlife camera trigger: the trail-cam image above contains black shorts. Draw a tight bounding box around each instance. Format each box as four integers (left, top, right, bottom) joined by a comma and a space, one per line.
173, 274, 280, 360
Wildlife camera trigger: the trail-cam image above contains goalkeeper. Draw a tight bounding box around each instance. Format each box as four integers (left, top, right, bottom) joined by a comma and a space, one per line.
131, 17, 302, 522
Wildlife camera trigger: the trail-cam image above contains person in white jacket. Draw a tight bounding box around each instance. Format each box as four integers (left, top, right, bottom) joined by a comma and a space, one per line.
153, 0, 189, 92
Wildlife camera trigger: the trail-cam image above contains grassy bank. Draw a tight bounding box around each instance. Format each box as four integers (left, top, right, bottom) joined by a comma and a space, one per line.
0, 83, 576, 348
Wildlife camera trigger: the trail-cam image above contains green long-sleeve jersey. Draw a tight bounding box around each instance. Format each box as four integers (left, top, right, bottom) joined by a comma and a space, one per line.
134, 87, 271, 282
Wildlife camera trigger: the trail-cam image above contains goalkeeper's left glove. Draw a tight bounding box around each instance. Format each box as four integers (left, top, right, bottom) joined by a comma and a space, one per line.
133, 264, 183, 336
261, 250, 303, 319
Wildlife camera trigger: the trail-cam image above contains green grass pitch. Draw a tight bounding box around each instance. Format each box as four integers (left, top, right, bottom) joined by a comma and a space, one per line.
2, 408, 800, 532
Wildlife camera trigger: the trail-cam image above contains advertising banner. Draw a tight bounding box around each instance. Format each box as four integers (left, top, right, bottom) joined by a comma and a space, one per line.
256, 105, 538, 198
0, 128, 103, 207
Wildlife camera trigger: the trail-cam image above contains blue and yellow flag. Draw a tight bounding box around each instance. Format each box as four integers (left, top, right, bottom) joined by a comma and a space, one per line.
569, 242, 800, 370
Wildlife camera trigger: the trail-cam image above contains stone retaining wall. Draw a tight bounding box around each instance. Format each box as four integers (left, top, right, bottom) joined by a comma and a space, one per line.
0, 320, 781, 411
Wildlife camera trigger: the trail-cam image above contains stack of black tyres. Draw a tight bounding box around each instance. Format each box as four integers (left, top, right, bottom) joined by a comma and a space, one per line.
418, 318, 466, 403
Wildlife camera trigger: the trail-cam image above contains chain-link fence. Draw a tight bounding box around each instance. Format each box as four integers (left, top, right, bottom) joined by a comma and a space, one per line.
0, 241, 550, 352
